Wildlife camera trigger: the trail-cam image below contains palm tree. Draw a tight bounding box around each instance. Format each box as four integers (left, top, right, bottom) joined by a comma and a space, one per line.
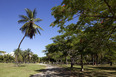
25, 48, 33, 63
0, 51, 6, 55
14, 48, 23, 63
17, 8, 43, 64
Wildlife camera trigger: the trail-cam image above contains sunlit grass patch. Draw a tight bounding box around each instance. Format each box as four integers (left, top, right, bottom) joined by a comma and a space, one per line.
0, 63, 46, 77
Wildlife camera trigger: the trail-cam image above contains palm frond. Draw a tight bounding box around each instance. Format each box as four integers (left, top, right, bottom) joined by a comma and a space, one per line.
34, 18, 42, 22
19, 15, 29, 20
33, 8, 37, 18
33, 24, 43, 30
20, 22, 29, 32
36, 29, 41, 35
25, 8, 33, 19
18, 19, 28, 23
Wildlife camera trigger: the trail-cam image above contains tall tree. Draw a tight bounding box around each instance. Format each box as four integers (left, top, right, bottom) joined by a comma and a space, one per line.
50, 0, 116, 71
17, 8, 43, 64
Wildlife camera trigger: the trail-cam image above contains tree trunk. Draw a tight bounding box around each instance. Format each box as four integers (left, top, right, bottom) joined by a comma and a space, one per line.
96, 54, 98, 66
71, 62, 74, 68
110, 62, 112, 66
60, 59, 62, 65
56, 60, 58, 65
92, 55, 95, 66
65, 57, 68, 65
49, 58, 50, 64
16, 34, 26, 65
80, 54, 84, 71
70, 57, 74, 68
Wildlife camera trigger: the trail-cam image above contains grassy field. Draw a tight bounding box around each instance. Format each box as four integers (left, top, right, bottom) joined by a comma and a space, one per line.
57, 64, 116, 77
0, 63, 46, 77
0, 63, 116, 77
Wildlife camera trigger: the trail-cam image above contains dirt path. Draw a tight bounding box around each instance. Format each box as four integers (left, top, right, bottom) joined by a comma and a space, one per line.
30, 63, 70, 77
30, 63, 116, 77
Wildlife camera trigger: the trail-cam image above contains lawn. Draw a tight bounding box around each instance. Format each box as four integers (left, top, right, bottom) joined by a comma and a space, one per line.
0, 63, 46, 77
58, 64, 116, 77
0, 63, 116, 77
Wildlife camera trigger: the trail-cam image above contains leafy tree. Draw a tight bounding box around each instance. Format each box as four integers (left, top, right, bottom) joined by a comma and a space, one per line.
0, 51, 6, 55
25, 48, 33, 63
103, 42, 116, 66
32, 54, 38, 63
50, 0, 116, 71
0, 54, 14, 63
14, 49, 23, 63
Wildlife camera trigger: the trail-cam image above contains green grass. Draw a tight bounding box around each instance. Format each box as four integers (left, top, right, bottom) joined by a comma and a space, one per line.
58, 64, 116, 77
0, 63, 46, 77
1, 63, 116, 77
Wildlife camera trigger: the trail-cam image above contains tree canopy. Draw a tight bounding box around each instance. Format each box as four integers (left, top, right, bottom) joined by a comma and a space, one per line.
43, 0, 116, 71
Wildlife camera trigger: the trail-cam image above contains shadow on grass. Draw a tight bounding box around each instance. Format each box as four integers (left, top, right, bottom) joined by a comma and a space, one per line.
30, 67, 116, 77
92, 66, 116, 71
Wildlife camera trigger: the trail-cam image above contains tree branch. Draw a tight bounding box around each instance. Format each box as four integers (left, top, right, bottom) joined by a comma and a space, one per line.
84, 14, 114, 19
104, 0, 114, 16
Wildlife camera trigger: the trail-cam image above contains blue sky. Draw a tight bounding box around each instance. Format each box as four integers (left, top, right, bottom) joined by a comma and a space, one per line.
0, 0, 63, 57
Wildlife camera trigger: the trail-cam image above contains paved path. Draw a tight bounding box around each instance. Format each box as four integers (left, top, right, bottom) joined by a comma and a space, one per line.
30, 63, 70, 77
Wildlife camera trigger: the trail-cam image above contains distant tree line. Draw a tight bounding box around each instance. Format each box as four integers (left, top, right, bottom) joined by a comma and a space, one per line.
0, 48, 40, 63
0, 54, 14, 63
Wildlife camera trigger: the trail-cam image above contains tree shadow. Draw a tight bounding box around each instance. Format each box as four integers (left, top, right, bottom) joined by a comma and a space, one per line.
92, 66, 116, 71
35, 67, 71, 77
30, 66, 116, 77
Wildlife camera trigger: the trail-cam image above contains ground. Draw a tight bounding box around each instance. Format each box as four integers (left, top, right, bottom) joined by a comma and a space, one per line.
31, 64, 116, 77
0, 63, 116, 77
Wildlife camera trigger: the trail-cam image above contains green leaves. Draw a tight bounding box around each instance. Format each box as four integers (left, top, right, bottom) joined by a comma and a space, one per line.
20, 22, 29, 32
0, 51, 6, 53
18, 19, 28, 23
33, 24, 43, 30
48, 0, 116, 65
33, 8, 37, 19
18, 8, 43, 39
34, 18, 42, 22
25, 8, 33, 19
13, 48, 39, 63
19, 15, 29, 20
33, 24, 43, 35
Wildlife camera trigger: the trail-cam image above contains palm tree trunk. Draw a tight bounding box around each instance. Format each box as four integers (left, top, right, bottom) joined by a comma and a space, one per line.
16, 34, 26, 65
